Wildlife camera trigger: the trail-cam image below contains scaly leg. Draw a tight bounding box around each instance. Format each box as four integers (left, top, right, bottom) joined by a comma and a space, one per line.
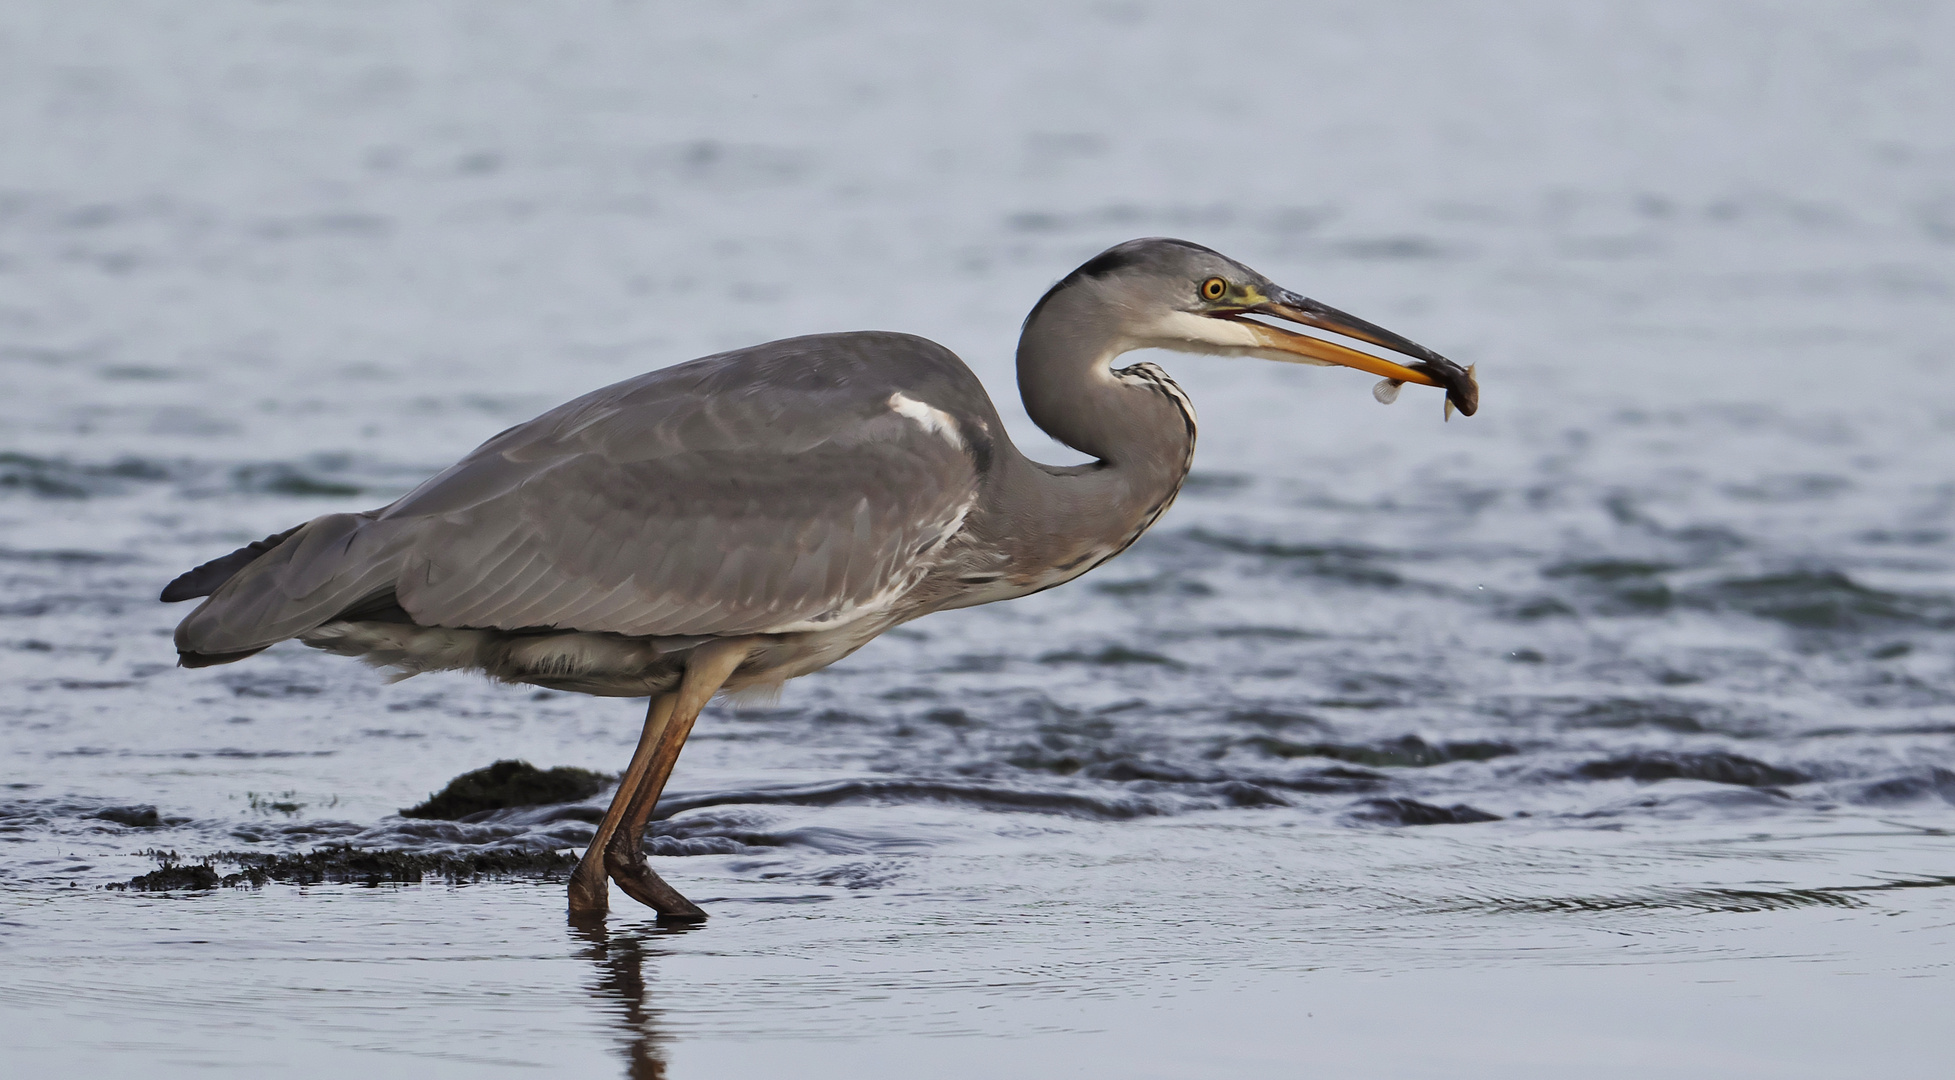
605, 637, 753, 920
569, 693, 679, 918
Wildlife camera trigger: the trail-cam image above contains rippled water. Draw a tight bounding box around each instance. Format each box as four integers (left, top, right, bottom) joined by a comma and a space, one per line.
4, 3, 1954, 1076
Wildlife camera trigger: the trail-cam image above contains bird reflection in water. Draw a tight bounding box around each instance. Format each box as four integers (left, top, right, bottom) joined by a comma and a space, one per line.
572, 916, 697, 1079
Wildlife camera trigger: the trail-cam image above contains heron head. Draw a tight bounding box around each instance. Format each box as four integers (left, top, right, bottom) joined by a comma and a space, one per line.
1057, 237, 1478, 417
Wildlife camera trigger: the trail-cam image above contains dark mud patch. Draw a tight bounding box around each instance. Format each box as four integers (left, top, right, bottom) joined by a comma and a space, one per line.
108, 844, 579, 891
1346, 797, 1502, 826
89, 805, 177, 828
117, 862, 225, 891
1576, 751, 1806, 788
401, 760, 610, 820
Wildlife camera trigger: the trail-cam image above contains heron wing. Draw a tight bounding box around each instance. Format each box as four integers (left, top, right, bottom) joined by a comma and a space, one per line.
175, 333, 989, 654
392, 335, 990, 637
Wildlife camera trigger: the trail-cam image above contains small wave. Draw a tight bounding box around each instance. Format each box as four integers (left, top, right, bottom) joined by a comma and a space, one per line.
1578, 786, 1798, 820
1839, 766, 1955, 806
1540, 558, 1679, 615
1208, 626, 1326, 641
652, 778, 1171, 821
0, 797, 189, 832
0, 451, 421, 503
1181, 527, 1404, 587
1178, 471, 1252, 495
0, 594, 133, 619
1223, 707, 1331, 730
1331, 235, 1454, 261
1544, 559, 1680, 582
0, 452, 173, 498
1031, 754, 1388, 797
654, 814, 937, 857
1553, 697, 1745, 734
645, 834, 751, 856
216, 671, 326, 698
1574, 751, 1806, 787
1345, 798, 1501, 826
227, 819, 369, 844
1091, 574, 1214, 598
227, 463, 364, 498
0, 547, 140, 565
1242, 734, 1518, 768
1037, 645, 1185, 669
1799, 722, 1955, 738
1685, 570, 1955, 632
1460, 885, 1865, 915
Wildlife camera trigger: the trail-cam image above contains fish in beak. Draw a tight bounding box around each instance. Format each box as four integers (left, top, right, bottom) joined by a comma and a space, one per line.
1220, 288, 1479, 418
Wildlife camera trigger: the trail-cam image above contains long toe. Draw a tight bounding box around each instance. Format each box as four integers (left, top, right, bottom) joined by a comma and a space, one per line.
611, 867, 707, 921
605, 832, 707, 920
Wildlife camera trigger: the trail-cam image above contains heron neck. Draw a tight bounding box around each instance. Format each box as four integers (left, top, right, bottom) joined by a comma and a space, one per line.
1001, 289, 1196, 560
1017, 288, 1191, 461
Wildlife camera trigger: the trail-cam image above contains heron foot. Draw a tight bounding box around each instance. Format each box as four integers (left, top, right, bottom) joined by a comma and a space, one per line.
604, 827, 707, 920
568, 846, 612, 917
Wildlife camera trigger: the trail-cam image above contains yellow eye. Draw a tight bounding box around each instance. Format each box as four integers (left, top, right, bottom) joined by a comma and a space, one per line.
1200, 277, 1227, 302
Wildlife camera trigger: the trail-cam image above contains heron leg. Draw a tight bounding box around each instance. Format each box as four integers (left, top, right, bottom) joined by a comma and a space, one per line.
604, 637, 753, 920
569, 693, 679, 918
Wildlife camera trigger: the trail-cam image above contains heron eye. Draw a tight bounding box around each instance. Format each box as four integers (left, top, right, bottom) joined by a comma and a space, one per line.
1200, 277, 1227, 302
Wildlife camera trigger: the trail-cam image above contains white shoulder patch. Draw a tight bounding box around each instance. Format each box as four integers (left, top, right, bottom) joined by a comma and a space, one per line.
887, 392, 964, 449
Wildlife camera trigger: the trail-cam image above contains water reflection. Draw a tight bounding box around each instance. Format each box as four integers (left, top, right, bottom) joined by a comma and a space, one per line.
572, 916, 691, 1079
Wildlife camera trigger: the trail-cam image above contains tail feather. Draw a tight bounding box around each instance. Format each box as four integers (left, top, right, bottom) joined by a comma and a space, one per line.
160, 524, 305, 602
170, 512, 406, 660
176, 646, 271, 668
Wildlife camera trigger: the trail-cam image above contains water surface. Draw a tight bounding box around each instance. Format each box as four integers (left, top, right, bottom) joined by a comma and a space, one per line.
3, 2, 1953, 1076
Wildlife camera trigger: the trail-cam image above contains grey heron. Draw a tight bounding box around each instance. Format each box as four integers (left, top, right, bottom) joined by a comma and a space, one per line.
162, 237, 1478, 920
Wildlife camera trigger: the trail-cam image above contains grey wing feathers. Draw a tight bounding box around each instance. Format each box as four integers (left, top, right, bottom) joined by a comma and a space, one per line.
172, 333, 989, 658
399, 443, 970, 636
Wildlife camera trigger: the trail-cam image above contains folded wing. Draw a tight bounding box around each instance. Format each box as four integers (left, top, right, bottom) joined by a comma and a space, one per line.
173, 334, 988, 659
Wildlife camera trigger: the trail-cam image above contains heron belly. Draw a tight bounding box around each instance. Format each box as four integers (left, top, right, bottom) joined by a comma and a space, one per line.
299, 610, 902, 699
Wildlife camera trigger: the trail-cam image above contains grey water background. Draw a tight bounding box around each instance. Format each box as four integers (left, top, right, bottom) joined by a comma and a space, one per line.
4, 1, 1954, 1075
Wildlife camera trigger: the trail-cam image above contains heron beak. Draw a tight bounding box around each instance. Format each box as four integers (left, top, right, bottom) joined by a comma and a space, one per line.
1221, 289, 1478, 417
